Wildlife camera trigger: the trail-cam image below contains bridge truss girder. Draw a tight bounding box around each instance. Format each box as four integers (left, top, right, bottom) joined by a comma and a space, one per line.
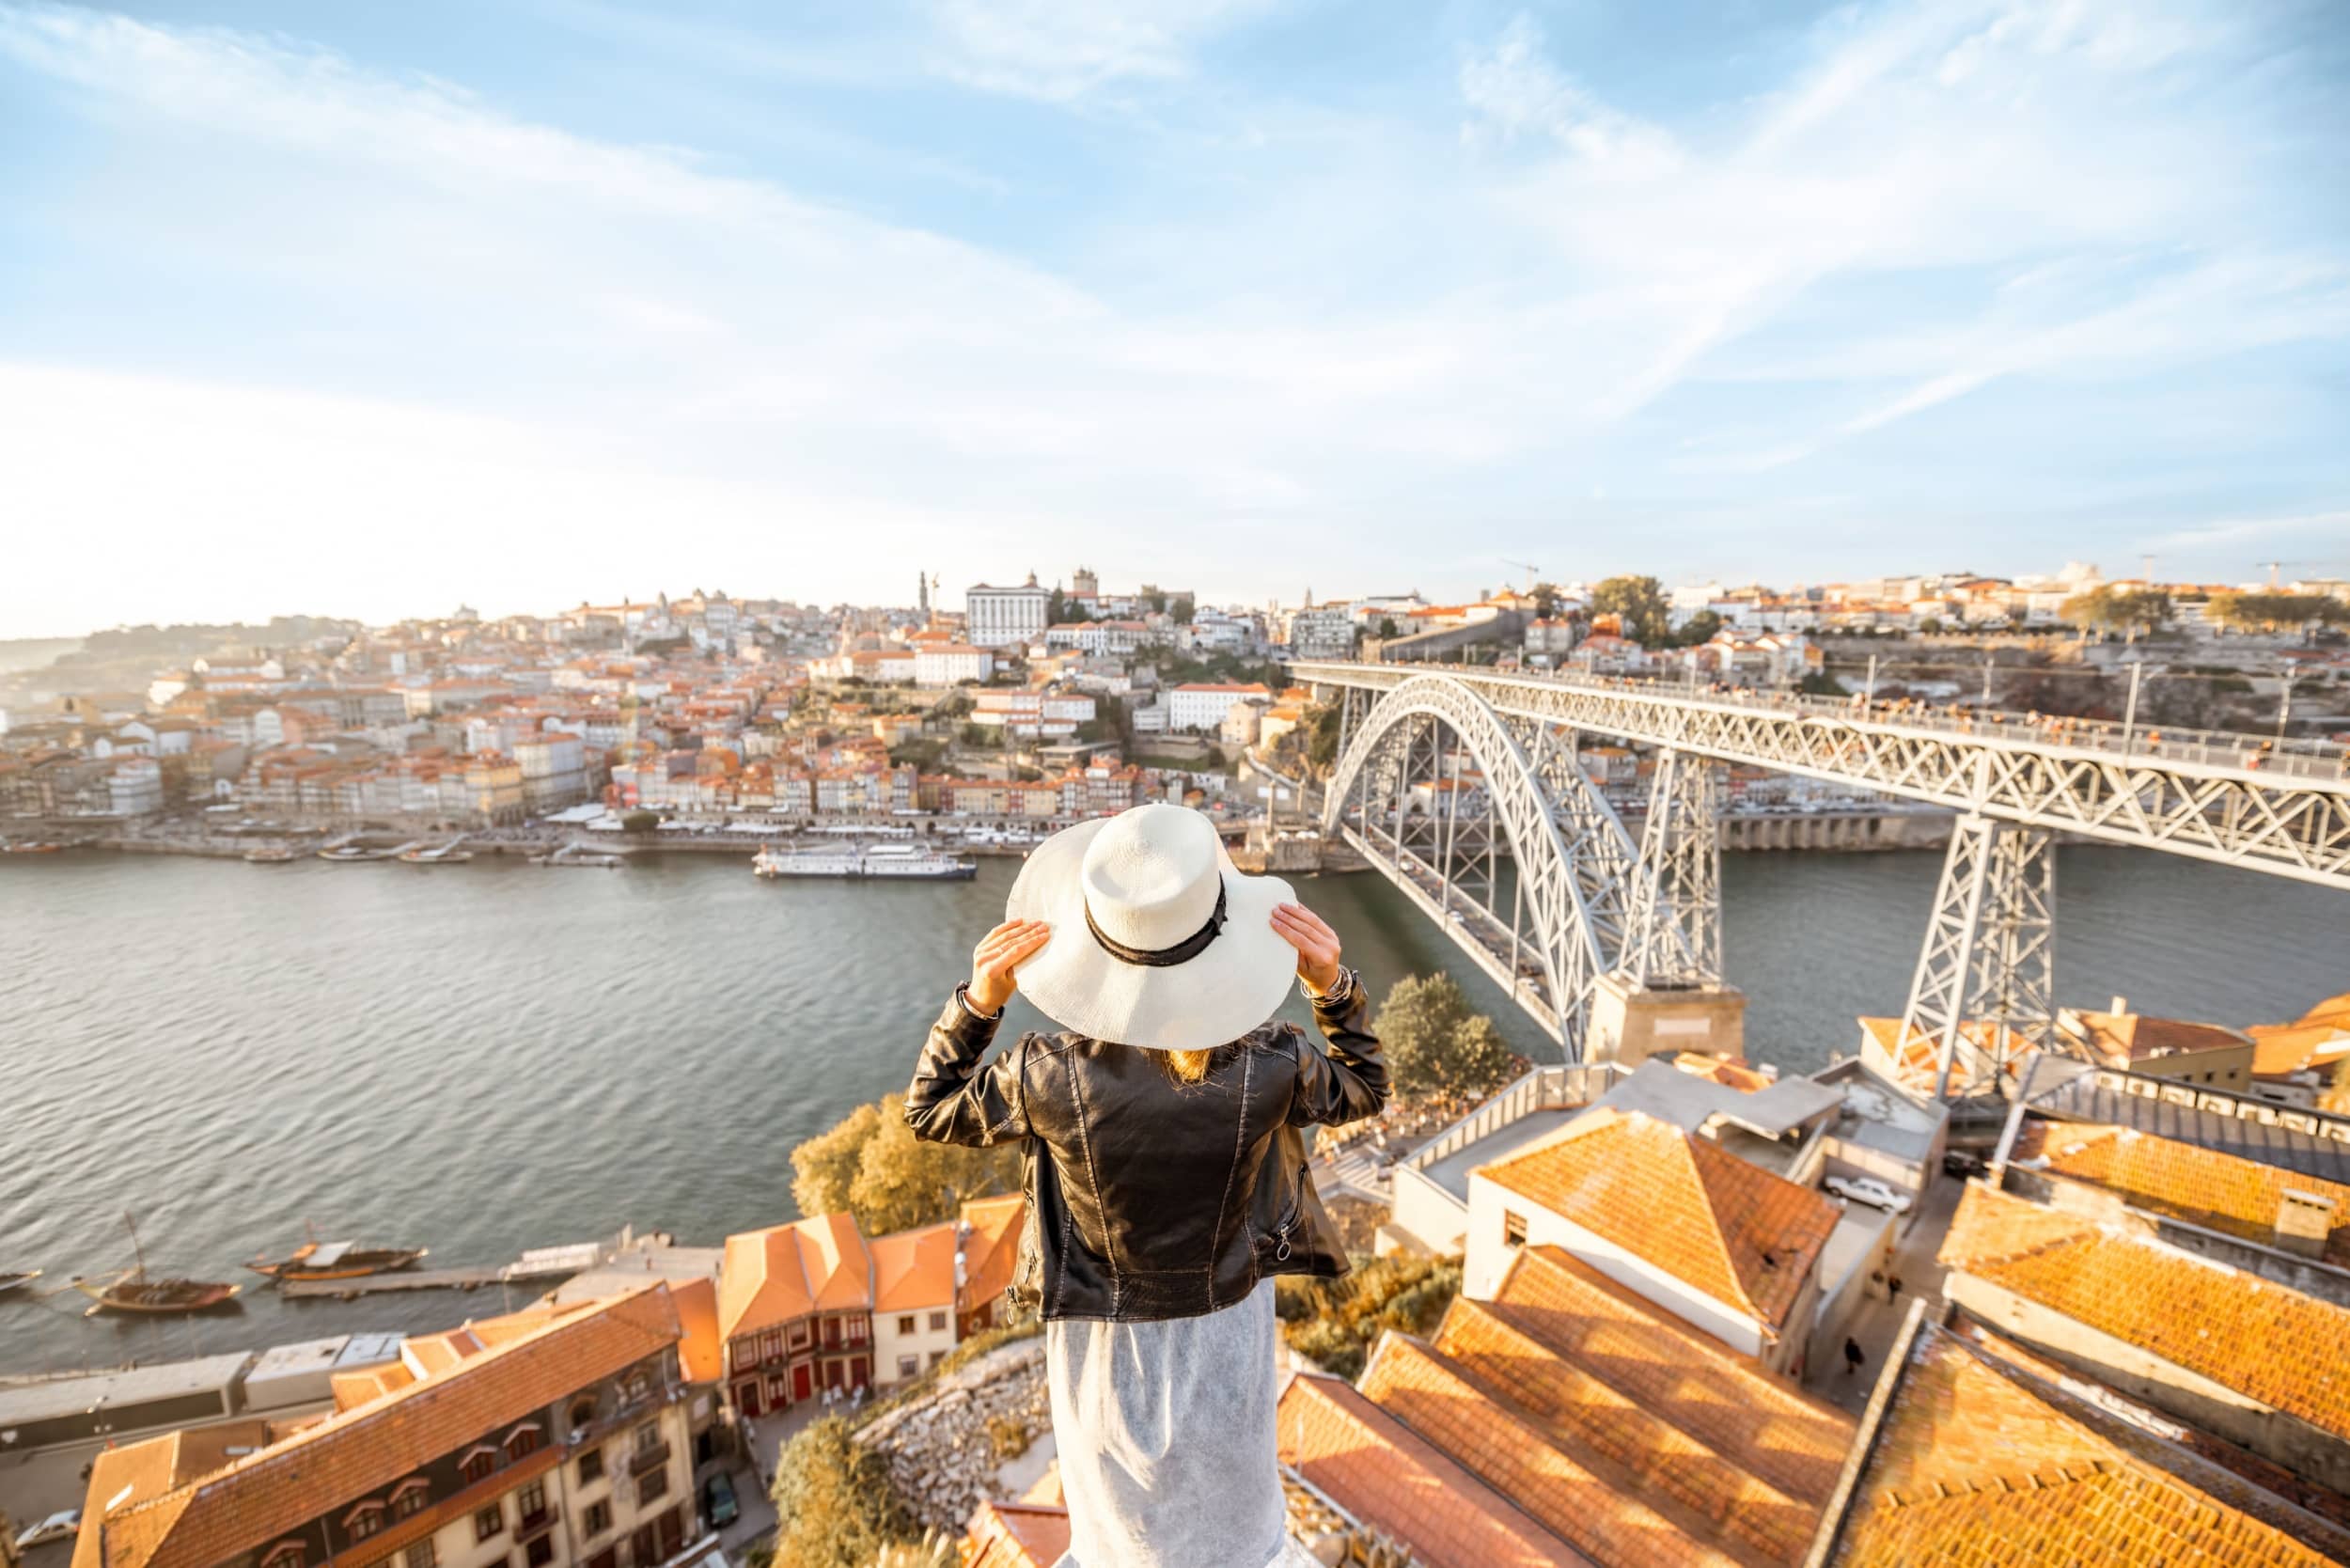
1891, 814, 2059, 1099
1629, 749, 1723, 988
1322, 675, 1655, 1055
1298, 662, 2350, 890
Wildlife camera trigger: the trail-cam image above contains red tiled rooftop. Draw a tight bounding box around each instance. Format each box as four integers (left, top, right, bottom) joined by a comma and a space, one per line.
1476, 1108, 1839, 1335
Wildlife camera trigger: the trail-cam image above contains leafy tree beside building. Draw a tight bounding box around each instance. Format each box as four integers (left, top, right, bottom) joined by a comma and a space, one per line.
2060, 586, 2170, 639
791, 1092, 1021, 1236
1372, 973, 1519, 1100
1590, 574, 1673, 648
769, 1416, 917, 1568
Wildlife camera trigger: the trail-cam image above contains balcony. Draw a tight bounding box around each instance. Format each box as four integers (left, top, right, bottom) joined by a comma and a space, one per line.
516, 1509, 559, 1544
628, 1439, 671, 1478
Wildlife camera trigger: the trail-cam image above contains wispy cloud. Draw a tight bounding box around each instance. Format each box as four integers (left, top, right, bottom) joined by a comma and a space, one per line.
0, 0, 2342, 629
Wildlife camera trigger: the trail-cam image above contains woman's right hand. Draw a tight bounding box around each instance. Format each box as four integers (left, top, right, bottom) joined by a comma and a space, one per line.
968, 918, 1052, 1016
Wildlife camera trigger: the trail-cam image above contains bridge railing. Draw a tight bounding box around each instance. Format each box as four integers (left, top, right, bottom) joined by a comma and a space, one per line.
1300, 659, 2350, 783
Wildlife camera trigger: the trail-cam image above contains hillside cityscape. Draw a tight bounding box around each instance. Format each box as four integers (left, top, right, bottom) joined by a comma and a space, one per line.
3, 559, 2348, 1568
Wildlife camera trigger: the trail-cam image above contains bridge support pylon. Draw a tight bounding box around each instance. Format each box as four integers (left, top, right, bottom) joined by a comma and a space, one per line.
1893, 813, 2057, 1101
1628, 748, 1723, 986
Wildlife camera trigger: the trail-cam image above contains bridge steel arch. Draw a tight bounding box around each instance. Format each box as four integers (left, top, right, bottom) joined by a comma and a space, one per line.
1320, 673, 1687, 1051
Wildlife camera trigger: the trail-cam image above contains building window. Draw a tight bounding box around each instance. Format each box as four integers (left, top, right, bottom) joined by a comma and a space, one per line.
262, 1544, 304, 1568
506, 1425, 543, 1461
1503, 1211, 1528, 1248
580, 1447, 605, 1486
462, 1448, 498, 1485
391, 1481, 430, 1519
929, 1350, 947, 1368
570, 1396, 599, 1429
634, 1419, 659, 1455
585, 1501, 612, 1539
525, 1537, 555, 1568
763, 1330, 785, 1360
928, 1310, 948, 1333
847, 1316, 868, 1344
896, 1315, 915, 1336
898, 1356, 919, 1379
348, 1504, 385, 1542
405, 1541, 437, 1568
475, 1506, 504, 1544
787, 1322, 809, 1350
637, 1466, 669, 1507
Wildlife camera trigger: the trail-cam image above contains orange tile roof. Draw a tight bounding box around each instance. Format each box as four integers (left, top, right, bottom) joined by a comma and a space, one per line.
719, 1212, 872, 1340
1829, 1321, 2343, 1566
962, 1501, 1072, 1568
1476, 1108, 1840, 1336
2067, 1010, 2252, 1065
90, 1285, 682, 1568
668, 1275, 725, 1385
870, 1221, 957, 1313
1939, 1184, 2350, 1443
1277, 1371, 1590, 1567
1490, 1246, 1856, 1506
958, 1194, 1026, 1316
1358, 1332, 1749, 1568
2017, 1121, 2350, 1264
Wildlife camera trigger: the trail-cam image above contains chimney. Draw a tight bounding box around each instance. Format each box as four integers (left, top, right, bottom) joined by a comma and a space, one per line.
2109, 996, 2130, 1016
2276, 1189, 2336, 1261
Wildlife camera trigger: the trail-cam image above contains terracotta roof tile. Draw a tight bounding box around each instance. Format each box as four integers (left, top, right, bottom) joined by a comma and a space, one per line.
2018, 1121, 2350, 1263
719, 1212, 871, 1339
1357, 1333, 1750, 1568
1276, 1371, 1590, 1568
91, 1285, 682, 1568
870, 1222, 957, 1314
1831, 1322, 2342, 1566
958, 1195, 1026, 1316
963, 1500, 1071, 1568
1476, 1108, 1839, 1335
1489, 1246, 1856, 1506
1940, 1183, 2350, 1443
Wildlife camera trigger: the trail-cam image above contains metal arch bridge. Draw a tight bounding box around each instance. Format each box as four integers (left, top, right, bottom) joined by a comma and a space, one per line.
1296, 659, 2350, 1100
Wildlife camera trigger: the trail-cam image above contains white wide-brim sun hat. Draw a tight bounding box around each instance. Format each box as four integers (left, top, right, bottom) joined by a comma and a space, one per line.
1006, 802, 1296, 1051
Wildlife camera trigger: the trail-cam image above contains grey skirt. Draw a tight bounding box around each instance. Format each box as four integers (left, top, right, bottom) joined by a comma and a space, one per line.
1046, 1278, 1316, 1568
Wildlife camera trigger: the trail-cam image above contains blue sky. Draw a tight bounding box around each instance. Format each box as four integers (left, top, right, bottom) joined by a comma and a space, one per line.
2, 0, 2345, 634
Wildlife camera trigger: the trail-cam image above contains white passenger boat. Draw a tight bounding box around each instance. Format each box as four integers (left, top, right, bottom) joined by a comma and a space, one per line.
751, 841, 977, 881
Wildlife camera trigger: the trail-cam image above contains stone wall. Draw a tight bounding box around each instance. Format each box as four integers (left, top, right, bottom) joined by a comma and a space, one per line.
858, 1340, 1052, 1532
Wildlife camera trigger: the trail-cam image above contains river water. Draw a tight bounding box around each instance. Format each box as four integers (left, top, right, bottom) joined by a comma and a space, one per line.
1, 845, 2342, 1372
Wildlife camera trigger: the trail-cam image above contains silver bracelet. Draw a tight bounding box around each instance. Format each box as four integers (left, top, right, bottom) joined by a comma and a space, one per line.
955, 983, 1003, 1023
1303, 966, 1355, 1005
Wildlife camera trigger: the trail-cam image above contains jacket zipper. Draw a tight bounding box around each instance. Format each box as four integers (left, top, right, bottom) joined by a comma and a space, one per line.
1271, 1160, 1309, 1262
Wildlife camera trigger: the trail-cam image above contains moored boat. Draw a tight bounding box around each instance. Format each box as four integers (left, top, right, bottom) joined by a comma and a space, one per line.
752, 841, 977, 881
243, 846, 297, 864
0, 1268, 42, 1294
76, 1214, 242, 1316
75, 1275, 241, 1314
248, 1239, 429, 1283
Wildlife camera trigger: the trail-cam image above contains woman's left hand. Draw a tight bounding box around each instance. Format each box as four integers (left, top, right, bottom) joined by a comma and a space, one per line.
1271, 902, 1343, 996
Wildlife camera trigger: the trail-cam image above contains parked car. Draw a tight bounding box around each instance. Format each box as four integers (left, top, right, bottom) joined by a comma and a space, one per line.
1825, 1174, 1915, 1215
1942, 1150, 1989, 1181
702, 1471, 739, 1530
15, 1512, 81, 1551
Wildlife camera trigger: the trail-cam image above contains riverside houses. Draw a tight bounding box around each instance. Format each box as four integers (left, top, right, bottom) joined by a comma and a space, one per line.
70, 1286, 699, 1568
717, 1214, 874, 1414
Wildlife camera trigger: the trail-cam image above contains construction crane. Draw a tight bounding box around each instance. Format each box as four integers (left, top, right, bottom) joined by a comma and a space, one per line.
1500, 558, 1541, 594
2261, 560, 2315, 588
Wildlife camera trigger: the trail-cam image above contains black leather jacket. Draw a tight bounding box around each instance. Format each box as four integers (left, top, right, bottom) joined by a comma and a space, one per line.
903, 971, 1388, 1322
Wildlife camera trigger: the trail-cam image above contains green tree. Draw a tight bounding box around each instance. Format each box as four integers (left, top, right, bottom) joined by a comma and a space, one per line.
1672, 609, 1723, 648
1530, 581, 1561, 619
1372, 973, 1519, 1100
790, 1102, 883, 1219
1305, 704, 1343, 770
1275, 1253, 1462, 1380
2060, 587, 2170, 640
1590, 575, 1672, 648
1375, 617, 1400, 639
847, 1092, 1021, 1234
769, 1417, 916, 1568
2209, 591, 2349, 636
1171, 595, 1196, 624
619, 809, 660, 834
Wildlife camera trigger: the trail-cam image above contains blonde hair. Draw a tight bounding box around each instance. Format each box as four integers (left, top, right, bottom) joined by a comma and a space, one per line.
1161, 1048, 1216, 1085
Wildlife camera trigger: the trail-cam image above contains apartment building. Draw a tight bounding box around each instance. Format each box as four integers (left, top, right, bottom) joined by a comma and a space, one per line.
964, 579, 1051, 649
1166, 682, 1270, 733
717, 1214, 874, 1415
70, 1287, 698, 1568
870, 1222, 958, 1388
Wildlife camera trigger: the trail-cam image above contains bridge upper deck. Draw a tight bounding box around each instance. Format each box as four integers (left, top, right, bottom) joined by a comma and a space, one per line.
1295, 659, 2350, 889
